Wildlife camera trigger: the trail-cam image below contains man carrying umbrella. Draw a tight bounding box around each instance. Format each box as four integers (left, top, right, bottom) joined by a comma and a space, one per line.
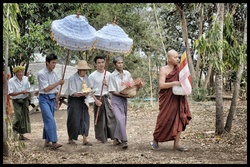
89, 55, 116, 144
37, 54, 64, 150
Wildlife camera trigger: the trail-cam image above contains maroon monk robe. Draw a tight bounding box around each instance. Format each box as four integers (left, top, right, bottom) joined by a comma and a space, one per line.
153, 65, 192, 142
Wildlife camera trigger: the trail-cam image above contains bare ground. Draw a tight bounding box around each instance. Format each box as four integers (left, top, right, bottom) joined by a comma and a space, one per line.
3, 98, 247, 164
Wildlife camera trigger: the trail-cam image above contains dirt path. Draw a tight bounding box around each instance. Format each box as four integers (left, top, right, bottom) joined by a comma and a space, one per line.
3, 99, 247, 164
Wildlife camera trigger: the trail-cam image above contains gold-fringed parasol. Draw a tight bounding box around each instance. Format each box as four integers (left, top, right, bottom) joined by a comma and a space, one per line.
94, 16, 133, 125
50, 12, 97, 105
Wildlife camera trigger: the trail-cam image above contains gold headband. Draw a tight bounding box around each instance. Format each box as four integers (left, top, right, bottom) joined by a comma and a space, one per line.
13, 66, 25, 73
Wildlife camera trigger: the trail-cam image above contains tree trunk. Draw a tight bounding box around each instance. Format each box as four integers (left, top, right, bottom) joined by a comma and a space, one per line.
195, 3, 203, 80
3, 3, 10, 157
224, 13, 247, 132
203, 62, 213, 89
148, 50, 154, 107
215, 3, 225, 135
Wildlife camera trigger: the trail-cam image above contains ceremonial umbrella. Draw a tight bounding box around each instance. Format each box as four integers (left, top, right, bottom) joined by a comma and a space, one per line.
50, 13, 97, 97
94, 17, 133, 125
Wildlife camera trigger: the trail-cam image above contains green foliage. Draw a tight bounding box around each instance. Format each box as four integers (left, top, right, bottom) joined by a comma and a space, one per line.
195, 18, 224, 73
194, 6, 247, 99
222, 12, 247, 71
5, 3, 247, 101
3, 3, 21, 40
192, 87, 207, 102
28, 72, 37, 85
3, 3, 22, 61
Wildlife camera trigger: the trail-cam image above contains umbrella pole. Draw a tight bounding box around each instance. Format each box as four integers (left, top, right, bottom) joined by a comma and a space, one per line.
58, 50, 70, 106
94, 52, 110, 125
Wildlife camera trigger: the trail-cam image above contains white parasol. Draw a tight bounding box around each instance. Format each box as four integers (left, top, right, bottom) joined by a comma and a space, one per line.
50, 13, 97, 102
95, 20, 133, 54
94, 17, 133, 125
51, 13, 97, 50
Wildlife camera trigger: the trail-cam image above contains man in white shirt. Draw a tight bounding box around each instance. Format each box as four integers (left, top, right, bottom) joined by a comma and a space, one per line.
108, 56, 134, 149
37, 54, 64, 150
89, 55, 116, 144
67, 60, 92, 146
8, 66, 31, 140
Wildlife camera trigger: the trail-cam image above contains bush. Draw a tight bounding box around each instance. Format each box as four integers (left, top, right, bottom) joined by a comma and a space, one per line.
192, 87, 207, 102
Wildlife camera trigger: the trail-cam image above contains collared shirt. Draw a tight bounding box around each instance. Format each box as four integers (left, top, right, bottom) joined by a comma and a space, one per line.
68, 72, 90, 96
8, 75, 30, 99
88, 70, 110, 96
108, 69, 133, 92
37, 67, 59, 94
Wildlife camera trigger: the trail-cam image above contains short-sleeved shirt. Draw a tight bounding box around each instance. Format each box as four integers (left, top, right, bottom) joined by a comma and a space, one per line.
88, 70, 111, 96
68, 72, 90, 96
8, 75, 30, 99
37, 67, 59, 94
108, 69, 133, 93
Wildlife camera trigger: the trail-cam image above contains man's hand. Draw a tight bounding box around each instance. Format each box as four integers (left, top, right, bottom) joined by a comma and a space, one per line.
34, 91, 39, 96
58, 79, 64, 86
56, 101, 60, 110
103, 79, 108, 87
22, 90, 29, 94
95, 99, 102, 107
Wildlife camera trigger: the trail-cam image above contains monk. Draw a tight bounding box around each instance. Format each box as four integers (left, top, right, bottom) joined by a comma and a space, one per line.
149, 49, 192, 151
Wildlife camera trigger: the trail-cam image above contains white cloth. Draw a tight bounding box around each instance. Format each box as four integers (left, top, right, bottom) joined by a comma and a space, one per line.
179, 50, 192, 96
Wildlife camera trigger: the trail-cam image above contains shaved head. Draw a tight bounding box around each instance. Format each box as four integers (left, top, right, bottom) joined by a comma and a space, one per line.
166, 49, 180, 66
167, 49, 178, 59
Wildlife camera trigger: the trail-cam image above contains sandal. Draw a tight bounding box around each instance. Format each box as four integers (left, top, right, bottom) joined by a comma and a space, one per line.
19, 135, 29, 140
175, 147, 188, 152
83, 142, 92, 146
113, 139, 122, 146
51, 143, 62, 150
67, 140, 77, 145
149, 141, 159, 150
44, 142, 52, 147
121, 142, 128, 149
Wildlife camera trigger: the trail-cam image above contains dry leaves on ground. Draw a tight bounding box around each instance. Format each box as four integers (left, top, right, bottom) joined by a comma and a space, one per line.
3, 99, 247, 164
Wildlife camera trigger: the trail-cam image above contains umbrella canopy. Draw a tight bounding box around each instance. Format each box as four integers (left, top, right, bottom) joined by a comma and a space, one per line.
50, 13, 97, 103
51, 14, 97, 51
93, 18, 133, 125
95, 22, 133, 54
